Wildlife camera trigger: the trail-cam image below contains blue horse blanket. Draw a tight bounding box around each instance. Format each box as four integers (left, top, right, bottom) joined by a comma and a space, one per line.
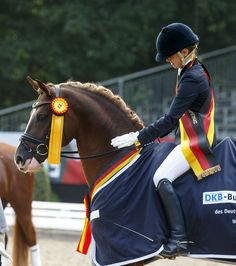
90, 137, 236, 265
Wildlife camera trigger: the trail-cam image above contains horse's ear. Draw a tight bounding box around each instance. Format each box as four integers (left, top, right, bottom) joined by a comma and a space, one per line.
27, 76, 52, 97
27, 76, 39, 91
35, 79, 52, 97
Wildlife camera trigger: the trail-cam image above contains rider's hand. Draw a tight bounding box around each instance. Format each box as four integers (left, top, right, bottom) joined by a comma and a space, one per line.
111, 131, 139, 149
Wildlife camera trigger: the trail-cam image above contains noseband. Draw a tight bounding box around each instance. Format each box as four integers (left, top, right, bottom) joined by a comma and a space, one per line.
20, 100, 51, 158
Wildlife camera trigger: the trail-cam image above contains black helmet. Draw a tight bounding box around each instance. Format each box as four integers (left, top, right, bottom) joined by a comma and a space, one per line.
155, 23, 199, 62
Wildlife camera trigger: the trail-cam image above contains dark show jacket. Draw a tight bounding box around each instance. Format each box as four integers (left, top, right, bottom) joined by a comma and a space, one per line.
138, 59, 211, 145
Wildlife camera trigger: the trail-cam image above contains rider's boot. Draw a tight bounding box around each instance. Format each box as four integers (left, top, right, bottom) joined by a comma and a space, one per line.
157, 179, 188, 258
0, 233, 12, 261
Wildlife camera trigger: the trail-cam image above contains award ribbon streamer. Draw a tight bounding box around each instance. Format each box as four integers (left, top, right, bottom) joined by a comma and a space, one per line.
48, 97, 68, 164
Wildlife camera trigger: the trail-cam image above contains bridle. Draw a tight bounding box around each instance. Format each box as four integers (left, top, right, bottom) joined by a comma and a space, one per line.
20, 100, 51, 158
19, 86, 123, 161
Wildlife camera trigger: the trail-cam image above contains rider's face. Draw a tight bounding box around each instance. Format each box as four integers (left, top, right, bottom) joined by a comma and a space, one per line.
166, 48, 190, 69
166, 53, 183, 69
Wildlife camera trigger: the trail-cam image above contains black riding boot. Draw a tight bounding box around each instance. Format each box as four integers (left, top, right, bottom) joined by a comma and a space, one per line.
157, 179, 188, 258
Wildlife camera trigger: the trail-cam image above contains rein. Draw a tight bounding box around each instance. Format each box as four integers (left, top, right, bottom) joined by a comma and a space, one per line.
60, 148, 122, 160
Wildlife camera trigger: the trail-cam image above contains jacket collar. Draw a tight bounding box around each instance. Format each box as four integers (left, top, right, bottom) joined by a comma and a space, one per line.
179, 58, 198, 76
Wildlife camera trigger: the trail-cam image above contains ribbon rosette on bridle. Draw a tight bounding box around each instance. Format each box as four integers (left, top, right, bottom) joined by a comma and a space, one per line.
50, 97, 69, 115
48, 97, 69, 164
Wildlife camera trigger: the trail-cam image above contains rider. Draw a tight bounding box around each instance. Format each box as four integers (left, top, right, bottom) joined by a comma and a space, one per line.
111, 23, 221, 257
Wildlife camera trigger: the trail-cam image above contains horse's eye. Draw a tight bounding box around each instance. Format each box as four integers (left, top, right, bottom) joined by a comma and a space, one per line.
37, 113, 47, 121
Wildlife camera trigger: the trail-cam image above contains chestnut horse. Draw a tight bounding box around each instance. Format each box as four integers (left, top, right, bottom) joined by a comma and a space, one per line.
14, 77, 236, 266
0, 143, 40, 266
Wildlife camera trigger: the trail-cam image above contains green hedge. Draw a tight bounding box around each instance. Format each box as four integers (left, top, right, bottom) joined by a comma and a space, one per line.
33, 168, 59, 202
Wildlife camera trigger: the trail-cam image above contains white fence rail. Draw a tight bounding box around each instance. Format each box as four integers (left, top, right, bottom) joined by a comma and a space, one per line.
4, 201, 85, 232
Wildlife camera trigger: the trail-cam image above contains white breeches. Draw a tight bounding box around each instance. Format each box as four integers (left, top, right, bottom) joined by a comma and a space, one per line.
153, 145, 190, 187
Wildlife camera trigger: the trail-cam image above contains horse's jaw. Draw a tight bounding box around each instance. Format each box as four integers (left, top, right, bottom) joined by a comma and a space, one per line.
16, 157, 41, 173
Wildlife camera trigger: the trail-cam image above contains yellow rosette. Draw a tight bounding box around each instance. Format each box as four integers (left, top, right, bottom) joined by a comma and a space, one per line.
48, 98, 69, 164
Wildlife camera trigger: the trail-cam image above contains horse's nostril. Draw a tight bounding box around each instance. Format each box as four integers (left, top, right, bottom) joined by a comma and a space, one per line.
15, 155, 24, 166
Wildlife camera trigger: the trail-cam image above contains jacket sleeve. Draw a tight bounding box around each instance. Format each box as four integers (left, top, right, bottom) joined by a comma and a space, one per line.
138, 75, 201, 145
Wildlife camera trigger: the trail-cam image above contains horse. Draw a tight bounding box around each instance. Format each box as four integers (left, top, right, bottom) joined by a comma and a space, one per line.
14, 77, 236, 266
0, 142, 41, 266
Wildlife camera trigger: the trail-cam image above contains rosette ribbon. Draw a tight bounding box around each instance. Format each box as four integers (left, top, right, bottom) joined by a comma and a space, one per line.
48, 97, 69, 164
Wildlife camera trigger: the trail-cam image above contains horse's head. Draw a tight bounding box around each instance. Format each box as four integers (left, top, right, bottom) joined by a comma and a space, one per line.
15, 78, 144, 182
14, 77, 73, 172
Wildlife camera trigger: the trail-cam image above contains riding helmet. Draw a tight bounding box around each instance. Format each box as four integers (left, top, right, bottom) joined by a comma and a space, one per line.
155, 23, 199, 62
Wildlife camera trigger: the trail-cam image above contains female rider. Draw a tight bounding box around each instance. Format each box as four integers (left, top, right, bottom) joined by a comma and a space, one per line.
111, 23, 221, 258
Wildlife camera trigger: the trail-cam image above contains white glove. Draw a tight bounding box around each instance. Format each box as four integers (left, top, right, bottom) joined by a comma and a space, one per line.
111, 131, 139, 149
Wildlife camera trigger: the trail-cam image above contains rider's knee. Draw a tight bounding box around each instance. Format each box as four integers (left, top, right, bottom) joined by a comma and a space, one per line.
153, 175, 172, 188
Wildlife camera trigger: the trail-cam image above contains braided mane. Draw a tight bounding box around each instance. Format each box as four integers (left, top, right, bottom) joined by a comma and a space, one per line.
61, 81, 144, 129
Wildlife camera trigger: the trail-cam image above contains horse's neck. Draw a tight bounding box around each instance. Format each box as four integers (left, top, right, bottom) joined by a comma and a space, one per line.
75, 117, 137, 187
69, 89, 140, 187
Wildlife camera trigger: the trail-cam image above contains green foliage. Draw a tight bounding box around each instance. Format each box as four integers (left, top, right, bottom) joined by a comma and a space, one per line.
0, 0, 236, 108
33, 167, 59, 201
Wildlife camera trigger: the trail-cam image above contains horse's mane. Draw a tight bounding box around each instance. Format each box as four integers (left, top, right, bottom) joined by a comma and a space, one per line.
61, 81, 144, 129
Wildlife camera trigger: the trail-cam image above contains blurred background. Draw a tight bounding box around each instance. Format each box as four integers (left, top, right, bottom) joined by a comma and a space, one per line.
0, 0, 236, 203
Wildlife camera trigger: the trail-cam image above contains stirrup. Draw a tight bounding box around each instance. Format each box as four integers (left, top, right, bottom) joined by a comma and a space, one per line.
160, 239, 189, 258
0, 243, 13, 261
